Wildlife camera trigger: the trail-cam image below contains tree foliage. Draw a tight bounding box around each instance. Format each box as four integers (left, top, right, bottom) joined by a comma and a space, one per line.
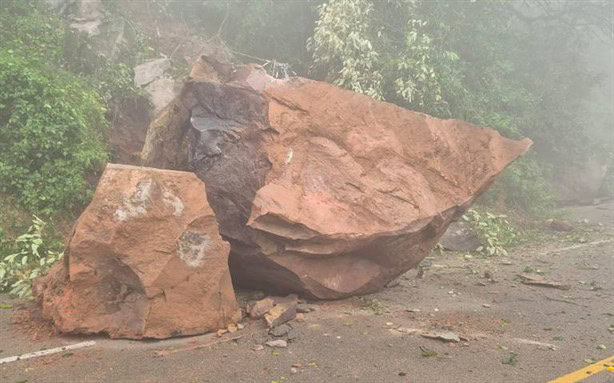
309, 0, 457, 112
0, 0, 108, 216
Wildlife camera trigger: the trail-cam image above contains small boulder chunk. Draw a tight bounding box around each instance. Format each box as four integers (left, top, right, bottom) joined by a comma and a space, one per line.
296, 304, 318, 313
134, 58, 177, 113
248, 297, 275, 319
134, 58, 171, 87
420, 331, 461, 343
265, 301, 297, 328
265, 339, 288, 348
34, 164, 241, 339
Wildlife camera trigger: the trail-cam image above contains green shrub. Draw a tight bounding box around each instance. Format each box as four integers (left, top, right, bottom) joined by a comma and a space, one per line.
0, 51, 108, 216
62, 27, 147, 104
0, 0, 65, 66
463, 208, 519, 256
0, 0, 114, 216
0, 216, 64, 299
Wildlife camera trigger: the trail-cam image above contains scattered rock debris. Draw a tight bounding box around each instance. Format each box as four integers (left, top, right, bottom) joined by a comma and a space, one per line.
248, 298, 275, 319
265, 301, 298, 328
518, 274, 571, 290
265, 340, 288, 348
420, 331, 461, 343
296, 304, 319, 313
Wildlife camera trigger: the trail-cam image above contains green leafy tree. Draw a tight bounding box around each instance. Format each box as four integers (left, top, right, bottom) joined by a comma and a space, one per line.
0, 0, 108, 216
308, 0, 459, 112
308, 0, 384, 99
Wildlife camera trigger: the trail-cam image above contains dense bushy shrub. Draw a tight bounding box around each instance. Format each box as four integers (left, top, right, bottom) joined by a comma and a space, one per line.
0, 0, 108, 216
0, 51, 108, 215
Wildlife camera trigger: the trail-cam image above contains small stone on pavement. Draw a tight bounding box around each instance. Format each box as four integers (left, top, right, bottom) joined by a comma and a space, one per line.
296, 304, 318, 313
265, 339, 288, 348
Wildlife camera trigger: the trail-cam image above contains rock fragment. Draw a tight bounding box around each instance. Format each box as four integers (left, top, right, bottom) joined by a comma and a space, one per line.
34, 164, 240, 339
420, 331, 461, 343
265, 340, 288, 348
134, 58, 171, 87
265, 302, 297, 329
248, 297, 275, 319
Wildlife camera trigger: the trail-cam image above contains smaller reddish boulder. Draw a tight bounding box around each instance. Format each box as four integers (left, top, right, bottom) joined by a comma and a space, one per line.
34, 164, 240, 339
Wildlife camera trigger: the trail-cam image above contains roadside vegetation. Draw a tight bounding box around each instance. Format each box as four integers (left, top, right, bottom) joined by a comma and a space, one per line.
0, 217, 64, 299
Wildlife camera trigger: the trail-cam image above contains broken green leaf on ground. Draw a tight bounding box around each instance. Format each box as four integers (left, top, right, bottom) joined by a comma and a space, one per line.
359, 297, 388, 315
420, 346, 438, 358
502, 352, 518, 367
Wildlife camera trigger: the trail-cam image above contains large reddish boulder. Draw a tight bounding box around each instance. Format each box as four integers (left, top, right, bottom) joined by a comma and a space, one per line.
141, 56, 532, 299
34, 164, 240, 339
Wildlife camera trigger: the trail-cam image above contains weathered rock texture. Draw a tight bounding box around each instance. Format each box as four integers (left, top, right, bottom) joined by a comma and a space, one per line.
34, 164, 240, 339
134, 58, 179, 113
141, 56, 532, 299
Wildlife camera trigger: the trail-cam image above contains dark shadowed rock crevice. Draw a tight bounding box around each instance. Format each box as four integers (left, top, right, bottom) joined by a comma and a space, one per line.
142, 56, 532, 299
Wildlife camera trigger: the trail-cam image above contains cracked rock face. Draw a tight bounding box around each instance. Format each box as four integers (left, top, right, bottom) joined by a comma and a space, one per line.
34, 164, 240, 339
142, 57, 532, 300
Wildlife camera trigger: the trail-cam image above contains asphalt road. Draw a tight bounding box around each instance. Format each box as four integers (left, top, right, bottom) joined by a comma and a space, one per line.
1, 202, 613, 383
